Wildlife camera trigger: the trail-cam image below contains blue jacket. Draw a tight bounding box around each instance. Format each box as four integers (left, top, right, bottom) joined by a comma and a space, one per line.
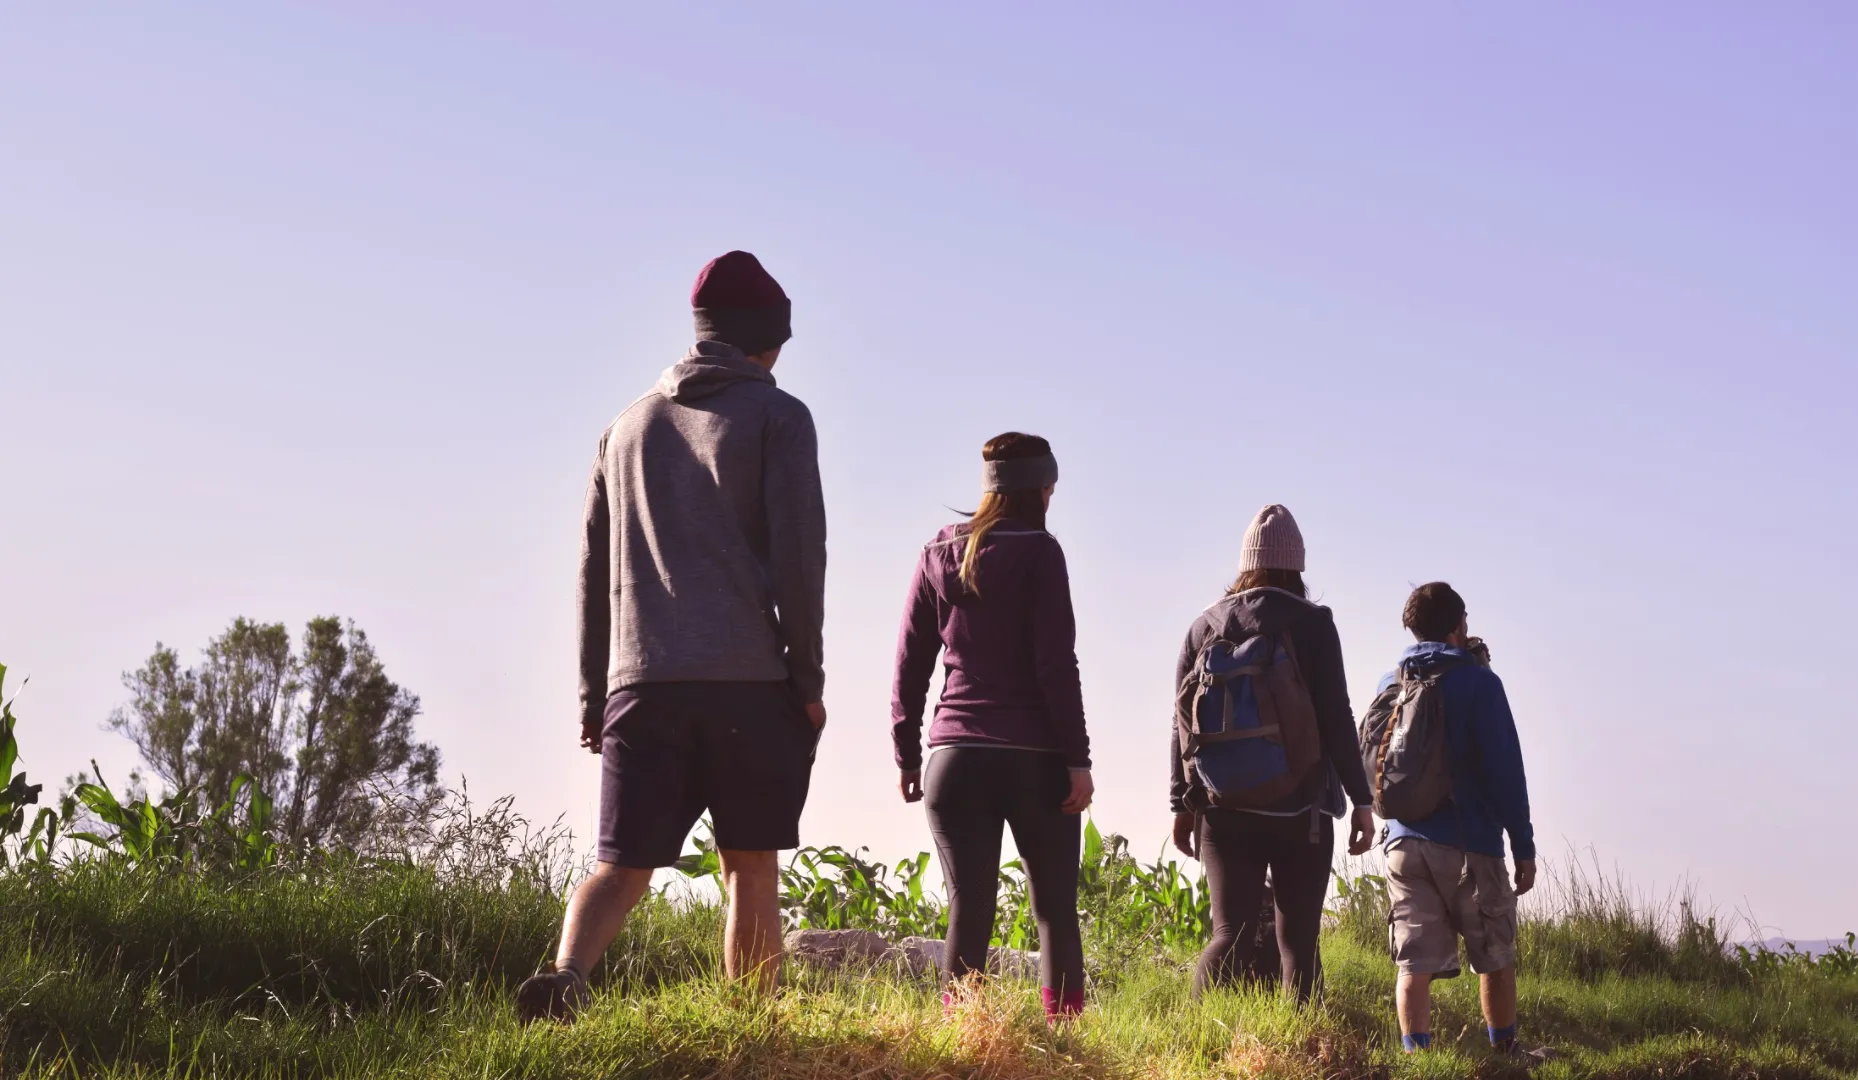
1380, 642, 1536, 861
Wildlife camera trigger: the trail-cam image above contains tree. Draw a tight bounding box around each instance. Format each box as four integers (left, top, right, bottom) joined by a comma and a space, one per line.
109, 616, 440, 848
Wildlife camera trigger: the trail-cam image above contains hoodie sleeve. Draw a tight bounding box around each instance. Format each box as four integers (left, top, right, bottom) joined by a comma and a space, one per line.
1031, 538, 1090, 769
1472, 672, 1536, 861
889, 552, 940, 771
1169, 625, 1199, 813
763, 401, 828, 704
576, 439, 612, 734
1303, 610, 1373, 808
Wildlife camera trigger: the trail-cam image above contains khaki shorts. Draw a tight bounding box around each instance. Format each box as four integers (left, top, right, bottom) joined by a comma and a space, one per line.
1386, 836, 1517, 977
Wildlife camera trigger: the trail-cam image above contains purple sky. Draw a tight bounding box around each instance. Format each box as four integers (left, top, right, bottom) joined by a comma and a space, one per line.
3, 4, 1853, 936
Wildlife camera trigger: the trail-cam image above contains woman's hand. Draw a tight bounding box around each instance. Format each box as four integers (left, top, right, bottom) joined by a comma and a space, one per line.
1348, 806, 1376, 856
1171, 811, 1199, 859
1060, 769, 1094, 814
900, 770, 923, 803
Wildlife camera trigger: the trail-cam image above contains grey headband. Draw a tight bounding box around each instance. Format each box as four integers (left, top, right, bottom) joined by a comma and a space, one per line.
982, 454, 1059, 493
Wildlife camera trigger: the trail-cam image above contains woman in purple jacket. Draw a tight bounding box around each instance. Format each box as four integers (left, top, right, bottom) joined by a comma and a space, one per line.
892, 432, 1093, 1020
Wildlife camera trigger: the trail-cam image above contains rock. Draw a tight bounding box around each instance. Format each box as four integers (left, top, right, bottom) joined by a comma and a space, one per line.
892, 936, 945, 978
783, 928, 892, 969
887, 935, 1040, 981
988, 945, 1040, 981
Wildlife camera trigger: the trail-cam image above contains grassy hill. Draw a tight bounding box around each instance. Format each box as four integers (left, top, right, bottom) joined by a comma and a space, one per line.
2, 820, 1854, 1080
4, 678, 1853, 1078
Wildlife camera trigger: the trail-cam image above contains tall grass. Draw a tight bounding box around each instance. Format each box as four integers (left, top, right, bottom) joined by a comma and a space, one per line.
3, 687, 1853, 1080
6, 816, 1855, 1079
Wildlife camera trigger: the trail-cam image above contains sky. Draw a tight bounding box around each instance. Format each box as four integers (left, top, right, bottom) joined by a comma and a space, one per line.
2, 4, 1853, 937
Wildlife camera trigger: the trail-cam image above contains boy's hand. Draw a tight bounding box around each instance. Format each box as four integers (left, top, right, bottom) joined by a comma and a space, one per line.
1347, 806, 1376, 856
804, 702, 828, 730
580, 716, 601, 754
1172, 811, 1199, 859
1514, 859, 1537, 896
1060, 769, 1095, 814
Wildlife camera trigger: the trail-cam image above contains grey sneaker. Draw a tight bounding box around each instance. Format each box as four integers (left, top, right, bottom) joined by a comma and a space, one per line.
516, 963, 591, 1024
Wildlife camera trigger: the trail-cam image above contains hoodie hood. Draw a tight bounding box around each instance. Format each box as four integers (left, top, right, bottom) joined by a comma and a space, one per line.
920, 523, 1051, 604
656, 340, 777, 404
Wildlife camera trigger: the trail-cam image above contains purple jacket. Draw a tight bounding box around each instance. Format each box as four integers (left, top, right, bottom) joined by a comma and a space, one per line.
891, 523, 1091, 771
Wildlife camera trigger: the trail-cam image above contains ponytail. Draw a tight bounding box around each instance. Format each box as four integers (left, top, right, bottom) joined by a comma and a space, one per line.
957, 432, 1052, 597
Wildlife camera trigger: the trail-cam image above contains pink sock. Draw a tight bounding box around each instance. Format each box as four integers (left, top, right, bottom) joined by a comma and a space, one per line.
1042, 987, 1085, 1018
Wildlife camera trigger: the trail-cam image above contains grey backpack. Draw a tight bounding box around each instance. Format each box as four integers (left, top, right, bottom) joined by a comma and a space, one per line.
1357, 647, 1483, 821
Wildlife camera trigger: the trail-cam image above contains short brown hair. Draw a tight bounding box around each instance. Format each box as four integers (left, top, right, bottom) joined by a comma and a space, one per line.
1403, 582, 1466, 642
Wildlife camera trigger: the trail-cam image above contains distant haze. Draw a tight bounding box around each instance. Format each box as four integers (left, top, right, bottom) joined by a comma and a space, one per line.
2, 5, 1853, 937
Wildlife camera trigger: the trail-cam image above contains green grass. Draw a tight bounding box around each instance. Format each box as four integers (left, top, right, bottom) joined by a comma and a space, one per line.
3, 855, 1854, 1079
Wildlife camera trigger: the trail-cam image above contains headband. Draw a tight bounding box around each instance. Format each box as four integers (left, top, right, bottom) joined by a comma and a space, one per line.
982, 454, 1059, 493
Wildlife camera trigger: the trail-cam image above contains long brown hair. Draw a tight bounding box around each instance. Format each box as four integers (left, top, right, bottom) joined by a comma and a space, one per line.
1227, 568, 1307, 599
959, 432, 1051, 596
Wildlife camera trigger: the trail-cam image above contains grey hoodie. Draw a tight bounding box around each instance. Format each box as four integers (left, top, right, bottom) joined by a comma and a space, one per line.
577, 341, 827, 729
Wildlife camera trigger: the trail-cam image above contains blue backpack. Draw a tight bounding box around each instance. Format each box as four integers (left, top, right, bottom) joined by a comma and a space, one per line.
1177, 634, 1324, 809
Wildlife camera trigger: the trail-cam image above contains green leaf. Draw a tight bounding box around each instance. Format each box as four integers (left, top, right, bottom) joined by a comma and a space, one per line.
75, 783, 129, 827
0, 774, 41, 814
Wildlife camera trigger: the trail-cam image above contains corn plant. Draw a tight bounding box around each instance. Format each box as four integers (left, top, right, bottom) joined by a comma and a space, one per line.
781, 845, 944, 937
1328, 870, 1391, 949
1736, 932, 1858, 979
994, 856, 1036, 949
70, 766, 278, 871
671, 819, 723, 893
1076, 818, 1211, 952
0, 663, 73, 869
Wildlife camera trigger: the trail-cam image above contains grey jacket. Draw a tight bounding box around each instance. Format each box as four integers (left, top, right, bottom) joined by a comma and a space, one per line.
577, 341, 827, 729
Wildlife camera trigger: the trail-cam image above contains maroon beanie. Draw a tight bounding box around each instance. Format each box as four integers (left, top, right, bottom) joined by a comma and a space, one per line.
691, 251, 792, 356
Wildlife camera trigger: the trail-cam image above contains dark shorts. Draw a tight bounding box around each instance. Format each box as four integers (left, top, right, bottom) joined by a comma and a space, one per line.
598, 681, 818, 867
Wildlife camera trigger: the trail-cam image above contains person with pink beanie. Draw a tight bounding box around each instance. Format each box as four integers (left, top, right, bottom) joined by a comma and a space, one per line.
1169, 504, 1375, 1002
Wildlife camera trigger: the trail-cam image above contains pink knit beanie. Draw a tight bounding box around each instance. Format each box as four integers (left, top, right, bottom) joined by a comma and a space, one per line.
1238, 504, 1305, 573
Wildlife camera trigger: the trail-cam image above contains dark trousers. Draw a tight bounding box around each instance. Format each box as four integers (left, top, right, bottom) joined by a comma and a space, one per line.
923, 747, 1084, 995
1194, 808, 1334, 1002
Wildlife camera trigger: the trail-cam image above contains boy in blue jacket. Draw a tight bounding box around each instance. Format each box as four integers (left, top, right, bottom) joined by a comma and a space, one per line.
1379, 583, 1536, 1056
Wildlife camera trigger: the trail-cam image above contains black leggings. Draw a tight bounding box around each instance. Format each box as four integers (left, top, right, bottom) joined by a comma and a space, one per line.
1194, 808, 1334, 1002
923, 747, 1084, 995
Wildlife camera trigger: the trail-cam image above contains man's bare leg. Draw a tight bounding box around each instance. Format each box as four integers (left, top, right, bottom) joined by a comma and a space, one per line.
517, 861, 655, 1023
557, 862, 656, 976
1397, 972, 1433, 1049
1480, 966, 1519, 1048
720, 848, 783, 992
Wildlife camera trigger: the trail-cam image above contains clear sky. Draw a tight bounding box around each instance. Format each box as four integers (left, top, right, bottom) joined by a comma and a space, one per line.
3, 5, 1853, 937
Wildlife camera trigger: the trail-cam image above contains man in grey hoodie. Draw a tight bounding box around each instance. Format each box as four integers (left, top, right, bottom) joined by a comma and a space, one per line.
518, 251, 827, 1022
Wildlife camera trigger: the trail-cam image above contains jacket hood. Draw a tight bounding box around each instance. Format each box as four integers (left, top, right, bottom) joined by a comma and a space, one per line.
1202, 586, 1329, 629
1400, 641, 1473, 675
656, 340, 776, 404
921, 523, 1050, 603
